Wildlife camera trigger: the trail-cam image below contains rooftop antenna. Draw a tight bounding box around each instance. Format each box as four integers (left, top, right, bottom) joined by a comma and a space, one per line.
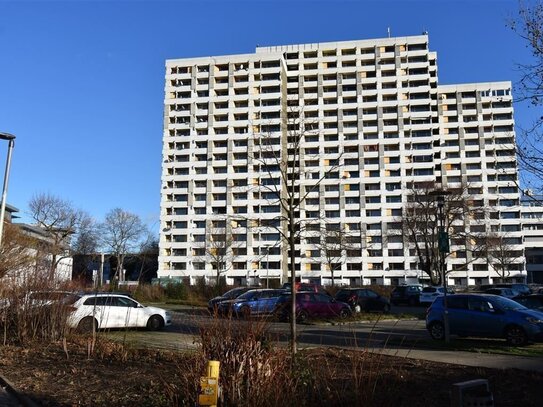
387, 27, 391, 38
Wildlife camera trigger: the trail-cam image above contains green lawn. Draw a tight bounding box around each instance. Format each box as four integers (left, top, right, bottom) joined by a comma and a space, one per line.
308, 311, 424, 325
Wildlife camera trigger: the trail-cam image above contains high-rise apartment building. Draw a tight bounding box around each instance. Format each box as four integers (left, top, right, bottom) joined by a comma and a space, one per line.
159, 34, 525, 287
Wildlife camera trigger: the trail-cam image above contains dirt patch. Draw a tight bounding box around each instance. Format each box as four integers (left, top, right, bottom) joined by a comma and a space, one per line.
0, 341, 542, 406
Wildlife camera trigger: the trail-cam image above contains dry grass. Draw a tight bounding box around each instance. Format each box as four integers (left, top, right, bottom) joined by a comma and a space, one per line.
163, 314, 407, 407
0, 273, 83, 346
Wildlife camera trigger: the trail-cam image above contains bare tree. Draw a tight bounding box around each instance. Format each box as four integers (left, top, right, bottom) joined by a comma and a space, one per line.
72, 212, 100, 256
125, 235, 159, 284
0, 223, 37, 280
28, 193, 90, 279
510, 1, 543, 192
250, 108, 344, 355
100, 208, 147, 284
401, 182, 487, 285
312, 223, 357, 287
486, 232, 525, 283
199, 217, 240, 286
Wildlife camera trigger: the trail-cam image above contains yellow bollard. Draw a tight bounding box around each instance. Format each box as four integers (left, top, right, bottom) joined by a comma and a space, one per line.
199, 360, 220, 406
207, 360, 220, 379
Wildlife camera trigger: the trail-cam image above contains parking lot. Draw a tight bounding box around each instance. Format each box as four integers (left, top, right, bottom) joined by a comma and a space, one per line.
100, 302, 543, 373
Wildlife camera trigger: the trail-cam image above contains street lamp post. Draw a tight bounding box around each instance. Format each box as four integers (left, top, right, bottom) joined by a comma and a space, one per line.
0, 132, 15, 248
431, 189, 451, 343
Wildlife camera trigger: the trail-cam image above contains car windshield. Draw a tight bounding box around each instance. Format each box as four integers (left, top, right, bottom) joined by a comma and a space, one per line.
490, 296, 527, 311
237, 291, 257, 300
224, 288, 245, 299
422, 287, 436, 293
61, 294, 81, 305
335, 290, 352, 300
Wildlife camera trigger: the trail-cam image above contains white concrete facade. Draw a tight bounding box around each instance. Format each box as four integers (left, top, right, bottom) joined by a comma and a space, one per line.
159, 35, 525, 286
521, 196, 543, 284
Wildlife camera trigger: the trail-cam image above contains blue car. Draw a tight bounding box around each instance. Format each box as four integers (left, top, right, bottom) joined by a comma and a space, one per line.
426, 294, 543, 346
228, 289, 285, 318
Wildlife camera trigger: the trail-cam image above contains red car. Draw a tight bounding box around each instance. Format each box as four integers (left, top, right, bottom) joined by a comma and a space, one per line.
281, 282, 328, 294
275, 292, 351, 322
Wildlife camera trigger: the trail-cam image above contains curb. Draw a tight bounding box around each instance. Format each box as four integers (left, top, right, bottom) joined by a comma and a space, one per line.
0, 373, 40, 407
305, 317, 422, 326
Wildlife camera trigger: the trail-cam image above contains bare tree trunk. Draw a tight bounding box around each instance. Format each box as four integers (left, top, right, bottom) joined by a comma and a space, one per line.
50, 253, 58, 280
289, 208, 297, 356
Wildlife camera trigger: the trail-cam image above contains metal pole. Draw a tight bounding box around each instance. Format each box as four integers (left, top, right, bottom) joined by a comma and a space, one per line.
0, 136, 15, 248
99, 253, 105, 287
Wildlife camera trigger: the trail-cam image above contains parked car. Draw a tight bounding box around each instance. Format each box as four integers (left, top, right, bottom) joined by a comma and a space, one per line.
484, 287, 519, 299
0, 290, 76, 311
281, 282, 327, 294
26, 290, 77, 307
67, 293, 172, 332
419, 286, 455, 306
514, 295, 543, 312
391, 284, 423, 306
208, 287, 255, 313
476, 284, 496, 292
225, 289, 285, 318
274, 292, 351, 322
494, 283, 531, 296
426, 294, 543, 346
334, 288, 390, 312
477, 284, 531, 296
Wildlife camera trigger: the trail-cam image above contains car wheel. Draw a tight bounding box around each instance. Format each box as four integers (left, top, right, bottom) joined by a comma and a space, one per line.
391, 301, 399, 306
339, 308, 350, 319
429, 321, 445, 340
147, 315, 164, 331
505, 325, 528, 346
408, 297, 417, 306
383, 304, 391, 313
297, 310, 309, 323
78, 317, 98, 334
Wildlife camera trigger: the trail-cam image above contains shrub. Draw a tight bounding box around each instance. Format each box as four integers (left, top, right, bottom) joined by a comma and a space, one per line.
175, 316, 295, 406
132, 284, 165, 302
0, 273, 82, 345
163, 282, 188, 300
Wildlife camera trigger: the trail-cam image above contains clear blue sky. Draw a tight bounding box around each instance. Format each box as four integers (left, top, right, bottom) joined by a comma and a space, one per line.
0, 0, 536, 233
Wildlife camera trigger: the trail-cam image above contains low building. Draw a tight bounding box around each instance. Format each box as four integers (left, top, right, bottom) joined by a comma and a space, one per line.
1, 204, 73, 283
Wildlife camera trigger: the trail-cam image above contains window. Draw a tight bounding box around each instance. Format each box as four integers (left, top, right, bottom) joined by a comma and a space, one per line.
468, 297, 493, 312
447, 297, 468, 309
386, 195, 402, 203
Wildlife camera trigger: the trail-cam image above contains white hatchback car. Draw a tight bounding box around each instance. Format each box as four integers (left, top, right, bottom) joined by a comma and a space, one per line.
419, 286, 455, 305
67, 293, 171, 332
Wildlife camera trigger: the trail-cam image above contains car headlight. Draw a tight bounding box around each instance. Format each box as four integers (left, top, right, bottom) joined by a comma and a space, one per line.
526, 316, 543, 324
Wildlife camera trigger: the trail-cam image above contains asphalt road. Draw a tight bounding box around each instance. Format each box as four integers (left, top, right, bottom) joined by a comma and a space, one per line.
104, 304, 543, 372
158, 304, 429, 350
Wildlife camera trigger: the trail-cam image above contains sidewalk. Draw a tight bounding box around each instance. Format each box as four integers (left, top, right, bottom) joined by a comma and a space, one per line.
374, 347, 543, 372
